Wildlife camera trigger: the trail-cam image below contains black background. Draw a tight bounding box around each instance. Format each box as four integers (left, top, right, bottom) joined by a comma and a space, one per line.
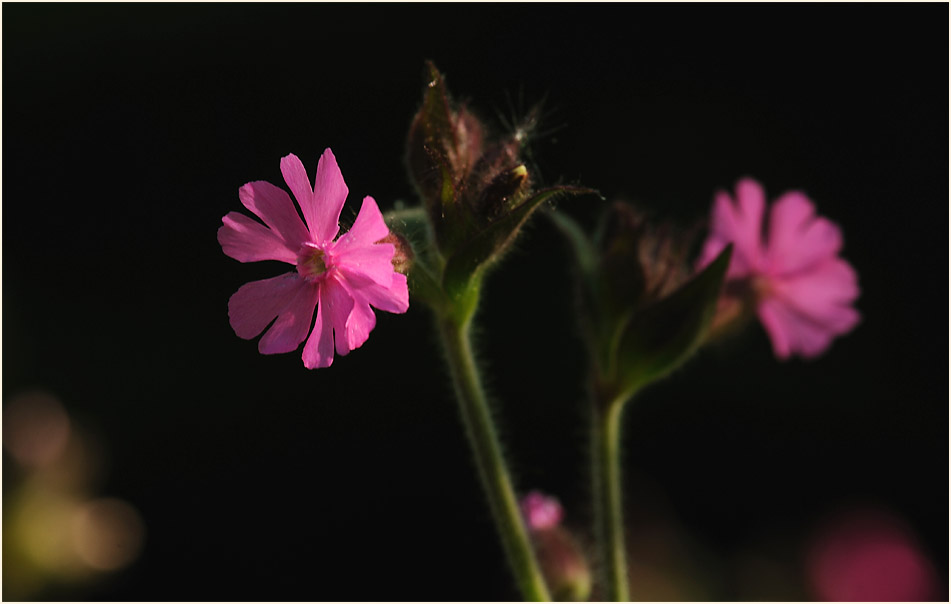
4, 3, 948, 601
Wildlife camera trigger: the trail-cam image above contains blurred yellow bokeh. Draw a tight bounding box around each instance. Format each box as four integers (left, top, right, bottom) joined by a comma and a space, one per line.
3, 390, 146, 600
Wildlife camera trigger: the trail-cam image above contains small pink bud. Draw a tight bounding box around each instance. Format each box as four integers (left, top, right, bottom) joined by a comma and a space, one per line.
521, 491, 564, 531
533, 528, 593, 602
521, 492, 591, 602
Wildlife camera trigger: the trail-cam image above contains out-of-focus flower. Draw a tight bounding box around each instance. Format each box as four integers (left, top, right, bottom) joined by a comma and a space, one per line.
805, 507, 939, 601
3, 391, 146, 600
219, 149, 409, 369
71, 498, 146, 571
521, 490, 564, 531
698, 178, 860, 359
3, 391, 71, 468
520, 492, 591, 602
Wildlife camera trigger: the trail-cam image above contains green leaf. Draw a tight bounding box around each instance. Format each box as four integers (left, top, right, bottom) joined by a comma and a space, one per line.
613, 244, 732, 398
442, 186, 598, 296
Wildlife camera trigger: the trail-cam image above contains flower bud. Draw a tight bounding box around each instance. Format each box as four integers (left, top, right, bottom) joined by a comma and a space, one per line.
407, 62, 597, 297
521, 492, 592, 602
552, 205, 731, 403
406, 62, 485, 223
476, 164, 530, 220
447, 106, 485, 178
521, 490, 564, 530
598, 202, 693, 315
469, 137, 522, 199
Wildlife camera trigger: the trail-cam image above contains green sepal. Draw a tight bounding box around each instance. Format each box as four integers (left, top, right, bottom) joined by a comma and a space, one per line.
442, 186, 598, 297
593, 205, 651, 322
612, 244, 732, 400
547, 210, 598, 276
384, 206, 447, 312
405, 61, 487, 257
547, 210, 604, 354
406, 63, 455, 208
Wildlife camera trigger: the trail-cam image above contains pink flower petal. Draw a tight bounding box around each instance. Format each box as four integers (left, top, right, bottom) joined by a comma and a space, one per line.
218, 212, 298, 264
771, 258, 860, 324
766, 191, 843, 275
344, 271, 410, 314
258, 278, 320, 354
766, 262, 861, 350
734, 178, 767, 241
331, 274, 380, 352
756, 298, 792, 359
308, 148, 349, 243
228, 273, 306, 340
757, 296, 840, 359
345, 298, 377, 352
333, 196, 390, 255
334, 243, 397, 287
815, 304, 861, 336
704, 179, 766, 278
280, 153, 314, 226
238, 181, 311, 249
322, 274, 356, 356
301, 283, 336, 369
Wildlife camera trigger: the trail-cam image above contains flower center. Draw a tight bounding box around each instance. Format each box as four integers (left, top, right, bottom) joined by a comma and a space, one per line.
296, 243, 331, 281
750, 275, 774, 301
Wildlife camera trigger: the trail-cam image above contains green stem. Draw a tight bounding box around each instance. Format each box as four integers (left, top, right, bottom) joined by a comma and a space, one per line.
592, 394, 630, 601
437, 313, 552, 602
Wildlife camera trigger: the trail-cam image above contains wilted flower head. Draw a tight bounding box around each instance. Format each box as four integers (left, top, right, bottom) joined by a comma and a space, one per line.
218, 149, 409, 368
698, 178, 860, 359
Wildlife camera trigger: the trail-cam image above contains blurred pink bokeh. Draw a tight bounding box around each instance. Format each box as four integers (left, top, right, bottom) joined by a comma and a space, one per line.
806, 507, 938, 601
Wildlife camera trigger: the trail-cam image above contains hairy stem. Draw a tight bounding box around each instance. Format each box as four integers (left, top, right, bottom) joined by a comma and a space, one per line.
438, 313, 551, 602
592, 395, 630, 601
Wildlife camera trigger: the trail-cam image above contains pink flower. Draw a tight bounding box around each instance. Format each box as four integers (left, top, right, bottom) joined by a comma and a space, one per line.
218, 149, 409, 369
806, 508, 939, 601
699, 178, 860, 359
520, 491, 564, 531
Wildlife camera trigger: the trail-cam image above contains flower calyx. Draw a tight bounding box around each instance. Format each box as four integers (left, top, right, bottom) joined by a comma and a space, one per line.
406, 61, 597, 304
551, 204, 731, 405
